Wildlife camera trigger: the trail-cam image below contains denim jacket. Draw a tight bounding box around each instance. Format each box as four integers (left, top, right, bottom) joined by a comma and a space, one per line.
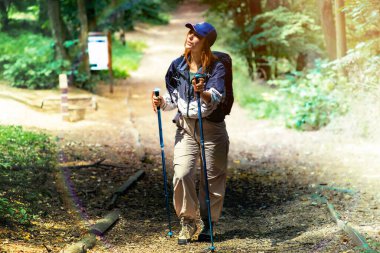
161, 55, 226, 122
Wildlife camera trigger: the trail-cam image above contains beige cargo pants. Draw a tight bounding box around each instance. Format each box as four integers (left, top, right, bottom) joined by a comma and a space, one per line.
173, 116, 229, 222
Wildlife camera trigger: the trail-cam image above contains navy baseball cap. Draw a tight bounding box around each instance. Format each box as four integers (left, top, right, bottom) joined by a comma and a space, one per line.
185, 22, 217, 46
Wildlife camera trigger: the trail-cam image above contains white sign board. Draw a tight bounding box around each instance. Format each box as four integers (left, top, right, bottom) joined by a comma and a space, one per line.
88, 35, 109, 70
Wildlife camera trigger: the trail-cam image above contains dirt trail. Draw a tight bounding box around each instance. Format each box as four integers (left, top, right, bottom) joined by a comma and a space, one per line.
0, 0, 379, 252
88, 1, 379, 252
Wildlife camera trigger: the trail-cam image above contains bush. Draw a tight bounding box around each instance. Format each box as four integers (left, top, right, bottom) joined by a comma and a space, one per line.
0, 32, 69, 89
270, 60, 347, 130
0, 125, 57, 224
3, 56, 69, 89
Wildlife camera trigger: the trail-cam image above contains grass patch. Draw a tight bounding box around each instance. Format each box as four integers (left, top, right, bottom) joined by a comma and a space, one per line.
112, 38, 147, 79
0, 125, 57, 224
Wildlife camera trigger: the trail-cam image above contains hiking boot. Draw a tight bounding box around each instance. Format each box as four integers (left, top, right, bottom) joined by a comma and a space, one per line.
198, 219, 215, 242
178, 217, 197, 245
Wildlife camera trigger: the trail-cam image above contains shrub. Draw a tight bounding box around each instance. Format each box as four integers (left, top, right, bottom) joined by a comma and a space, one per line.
0, 125, 57, 224
0, 32, 69, 89
270, 60, 347, 130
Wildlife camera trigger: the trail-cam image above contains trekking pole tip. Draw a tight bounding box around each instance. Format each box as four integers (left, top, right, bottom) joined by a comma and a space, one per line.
209, 245, 216, 252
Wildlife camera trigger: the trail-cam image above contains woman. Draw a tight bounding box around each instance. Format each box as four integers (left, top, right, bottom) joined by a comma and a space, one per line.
152, 22, 229, 245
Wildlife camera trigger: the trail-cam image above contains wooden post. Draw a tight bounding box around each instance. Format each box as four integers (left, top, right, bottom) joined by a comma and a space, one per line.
59, 74, 69, 121
107, 31, 114, 93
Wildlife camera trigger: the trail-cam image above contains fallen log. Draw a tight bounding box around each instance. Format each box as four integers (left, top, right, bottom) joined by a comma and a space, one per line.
107, 169, 145, 209
61, 234, 96, 253
90, 209, 121, 235
311, 189, 374, 252
60, 210, 120, 253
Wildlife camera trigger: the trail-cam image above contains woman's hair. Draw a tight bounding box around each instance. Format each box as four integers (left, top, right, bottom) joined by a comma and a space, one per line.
183, 31, 218, 73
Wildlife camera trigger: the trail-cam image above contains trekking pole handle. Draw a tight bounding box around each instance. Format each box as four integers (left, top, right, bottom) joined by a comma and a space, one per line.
154, 88, 160, 109
194, 73, 206, 83
194, 73, 206, 99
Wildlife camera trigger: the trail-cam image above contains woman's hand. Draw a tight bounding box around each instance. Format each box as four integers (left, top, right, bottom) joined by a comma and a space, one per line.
192, 78, 205, 93
192, 78, 211, 103
151, 92, 164, 112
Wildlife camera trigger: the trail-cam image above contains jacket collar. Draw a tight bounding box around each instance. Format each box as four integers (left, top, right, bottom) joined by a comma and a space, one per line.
177, 56, 206, 77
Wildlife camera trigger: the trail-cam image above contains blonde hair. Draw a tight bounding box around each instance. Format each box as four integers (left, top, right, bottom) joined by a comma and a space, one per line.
183, 31, 218, 73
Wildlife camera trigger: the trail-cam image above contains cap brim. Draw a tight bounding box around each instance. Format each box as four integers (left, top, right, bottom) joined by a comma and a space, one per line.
185, 23, 195, 30
185, 23, 203, 37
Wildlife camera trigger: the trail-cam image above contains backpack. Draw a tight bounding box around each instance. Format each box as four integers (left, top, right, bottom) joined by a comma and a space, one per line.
212, 51, 234, 116
171, 51, 234, 117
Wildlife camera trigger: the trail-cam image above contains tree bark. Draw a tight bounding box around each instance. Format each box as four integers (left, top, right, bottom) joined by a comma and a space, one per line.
296, 53, 307, 71
335, 0, 347, 59
85, 0, 97, 31
317, 0, 337, 60
249, 0, 271, 79
77, 0, 90, 76
266, 0, 281, 10
0, 0, 10, 31
47, 0, 69, 60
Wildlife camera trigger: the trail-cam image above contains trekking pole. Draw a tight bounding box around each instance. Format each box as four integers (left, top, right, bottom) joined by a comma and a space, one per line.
194, 74, 216, 252
154, 88, 173, 237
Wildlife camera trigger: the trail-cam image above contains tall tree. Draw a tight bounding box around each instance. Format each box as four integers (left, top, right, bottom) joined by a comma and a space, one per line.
249, 0, 271, 79
85, 0, 97, 31
47, 0, 69, 60
266, 0, 281, 10
317, 0, 337, 60
335, 0, 347, 58
77, 0, 90, 76
0, 0, 11, 31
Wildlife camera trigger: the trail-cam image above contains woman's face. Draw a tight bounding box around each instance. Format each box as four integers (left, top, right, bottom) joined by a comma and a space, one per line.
185, 30, 204, 53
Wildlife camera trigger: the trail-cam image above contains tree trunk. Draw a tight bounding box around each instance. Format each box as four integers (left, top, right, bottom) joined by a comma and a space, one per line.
335, 0, 347, 59
47, 0, 69, 60
317, 0, 337, 60
296, 53, 307, 71
281, 0, 291, 8
249, 0, 271, 79
86, 0, 97, 31
266, 0, 281, 10
77, 0, 90, 76
0, 0, 10, 31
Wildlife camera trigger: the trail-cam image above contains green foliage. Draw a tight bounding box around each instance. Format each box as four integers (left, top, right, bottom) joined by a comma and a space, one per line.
1, 0, 180, 90
0, 125, 57, 224
0, 32, 69, 89
335, 38, 380, 92
270, 60, 347, 130
0, 126, 57, 171
203, 1, 324, 79
3, 57, 69, 89
77, 0, 177, 34
251, 7, 324, 59
233, 53, 347, 131
345, 0, 380, 43
112, 38, 147, 78
230, 54, 281, 119
0, 197, 30, 224
339, 1, 380, 93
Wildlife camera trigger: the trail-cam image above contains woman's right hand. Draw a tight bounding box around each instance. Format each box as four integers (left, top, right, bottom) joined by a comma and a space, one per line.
151, 93, 164, 112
